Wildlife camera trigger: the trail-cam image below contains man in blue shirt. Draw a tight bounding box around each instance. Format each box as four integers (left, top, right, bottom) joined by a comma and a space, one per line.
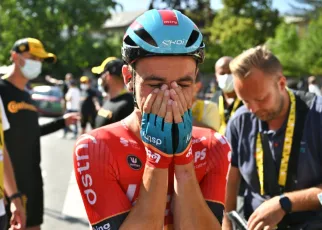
223, 45, 322, 230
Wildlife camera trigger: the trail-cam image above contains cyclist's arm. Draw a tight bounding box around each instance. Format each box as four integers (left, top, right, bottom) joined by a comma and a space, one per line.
120, 166, 169, 230
74, 133, 169, 230
173, 131, 230, 230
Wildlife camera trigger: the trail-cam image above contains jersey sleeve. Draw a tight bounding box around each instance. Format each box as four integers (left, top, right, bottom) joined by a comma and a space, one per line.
199, 130, 231, 222
203, 101, 220, 131
225, 118, 239, 167
73, 131, 132, 229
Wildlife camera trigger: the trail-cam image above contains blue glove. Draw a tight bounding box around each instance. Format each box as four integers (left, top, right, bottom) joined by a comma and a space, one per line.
141, 113, 173, 168
174, 109, 193, 165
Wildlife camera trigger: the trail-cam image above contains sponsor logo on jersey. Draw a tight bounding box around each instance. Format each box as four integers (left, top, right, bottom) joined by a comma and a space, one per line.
7, 101, 37, 113
120, 137, 129, 147
75, 134, 98, 205
192, 136, 207, 144
194, 148, 206, 163
93, 223, 111, 230
127, 155, 142, 170
186, 147, 192, 158
145, 147, 161, 163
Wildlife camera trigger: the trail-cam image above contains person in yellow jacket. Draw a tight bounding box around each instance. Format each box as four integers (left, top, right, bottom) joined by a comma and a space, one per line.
191, 73, 220, 131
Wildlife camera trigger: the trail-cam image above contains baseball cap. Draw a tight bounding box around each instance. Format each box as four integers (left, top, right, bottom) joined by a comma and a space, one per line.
80, 76, 90, 83
11, 38, 57, 63
91, 57, 123, 76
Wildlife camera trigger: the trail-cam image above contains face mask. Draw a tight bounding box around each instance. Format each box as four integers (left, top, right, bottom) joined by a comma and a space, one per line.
80, 84, 89, 90
218, 74, 234, 93
20, 59, 42, 80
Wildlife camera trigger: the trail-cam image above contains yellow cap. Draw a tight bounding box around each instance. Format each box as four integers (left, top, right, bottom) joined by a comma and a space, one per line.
12, 38, 57, 63
80, 76, 89, 83
91, 57, 118, 74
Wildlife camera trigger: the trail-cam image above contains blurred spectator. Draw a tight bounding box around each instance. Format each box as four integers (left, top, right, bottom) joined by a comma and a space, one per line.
191, 73, 220, 130
79, 76, 100, 134
63, 79, 81, 138
91, 57, 134, 128
0, 37, 79, 230
308, 76, 321, 96
45, 73, 73, 96
211, 56, 243, 135
286, 78, 298, 90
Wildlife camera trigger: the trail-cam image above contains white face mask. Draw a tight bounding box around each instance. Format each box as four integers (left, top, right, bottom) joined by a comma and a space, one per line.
20, 59, 42, 80
80, 84, 89, 90
217, 74, 234, 93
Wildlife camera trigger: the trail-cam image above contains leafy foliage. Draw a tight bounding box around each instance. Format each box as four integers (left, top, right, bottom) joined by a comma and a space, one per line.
0, 0, 119, 78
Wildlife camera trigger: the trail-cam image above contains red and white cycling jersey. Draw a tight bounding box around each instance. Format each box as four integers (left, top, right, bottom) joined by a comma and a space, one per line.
74, 120, 231, 230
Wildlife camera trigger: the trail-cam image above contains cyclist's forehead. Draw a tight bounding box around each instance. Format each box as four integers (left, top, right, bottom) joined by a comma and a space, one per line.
136, 56, 197, 82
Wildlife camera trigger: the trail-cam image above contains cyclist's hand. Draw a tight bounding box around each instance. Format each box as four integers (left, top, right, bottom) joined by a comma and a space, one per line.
141, 85, 174, 168
170, 82, 193, 165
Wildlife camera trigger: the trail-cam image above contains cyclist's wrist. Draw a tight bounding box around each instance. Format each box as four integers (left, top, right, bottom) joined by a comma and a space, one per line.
144, 145, 173, 168
174, 141, 193, 165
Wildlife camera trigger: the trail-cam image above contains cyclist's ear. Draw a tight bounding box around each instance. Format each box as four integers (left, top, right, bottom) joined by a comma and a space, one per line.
122, 65, 133, 91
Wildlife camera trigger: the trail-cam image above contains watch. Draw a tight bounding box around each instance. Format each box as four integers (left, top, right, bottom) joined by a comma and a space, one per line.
279, 194, 292, 214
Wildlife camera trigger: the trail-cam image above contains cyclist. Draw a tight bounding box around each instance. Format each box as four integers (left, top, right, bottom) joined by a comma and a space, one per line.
74, 9, 230, 230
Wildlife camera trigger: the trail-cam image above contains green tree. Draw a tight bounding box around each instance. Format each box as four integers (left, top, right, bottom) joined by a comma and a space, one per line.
266, 22, 304, 77
298, 14, 322, 75
149, 0, 215, 28
0, 0, 119, 79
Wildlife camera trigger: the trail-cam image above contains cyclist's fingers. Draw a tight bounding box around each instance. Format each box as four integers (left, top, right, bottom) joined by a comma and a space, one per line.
170, 88, 184, 116
164, 100, 173, 123
182, 87, 193, 109
143, 88, 158, 114
172, 101, 183, 123
151, 84, 167, 114
158, 89, 170, 118
171, 81, 187, 112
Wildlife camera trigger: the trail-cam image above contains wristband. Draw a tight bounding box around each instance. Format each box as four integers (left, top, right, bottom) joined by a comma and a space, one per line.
174, 110, 193, 165
8, 192, 23, 202
141, 113, 173, 168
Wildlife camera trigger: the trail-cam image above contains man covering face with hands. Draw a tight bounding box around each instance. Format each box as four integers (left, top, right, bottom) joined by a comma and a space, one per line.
74, 9, 230, 230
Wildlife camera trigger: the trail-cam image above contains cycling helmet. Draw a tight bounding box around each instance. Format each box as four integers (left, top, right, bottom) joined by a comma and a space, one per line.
122, 9, 205, 64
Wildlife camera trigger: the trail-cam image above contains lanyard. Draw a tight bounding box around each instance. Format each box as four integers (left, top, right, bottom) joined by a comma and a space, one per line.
256, 89, 296, 195
219, 95, 240, 134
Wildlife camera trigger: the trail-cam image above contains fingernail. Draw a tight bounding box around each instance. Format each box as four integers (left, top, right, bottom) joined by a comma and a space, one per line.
172, 82, 178, 88
164, 90, 169, 96
168, 99, 173, 105
153, 88, 159, 93
170, 89, 176, 95
161, 84, 168, 90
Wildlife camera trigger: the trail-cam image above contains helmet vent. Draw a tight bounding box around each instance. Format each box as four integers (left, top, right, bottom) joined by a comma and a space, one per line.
186, 30, 200, 47
134, 29, 158, 47
124, 35, 137, 46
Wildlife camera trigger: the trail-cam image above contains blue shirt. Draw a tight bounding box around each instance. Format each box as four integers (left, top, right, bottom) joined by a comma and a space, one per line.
226, 91, 322, 224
